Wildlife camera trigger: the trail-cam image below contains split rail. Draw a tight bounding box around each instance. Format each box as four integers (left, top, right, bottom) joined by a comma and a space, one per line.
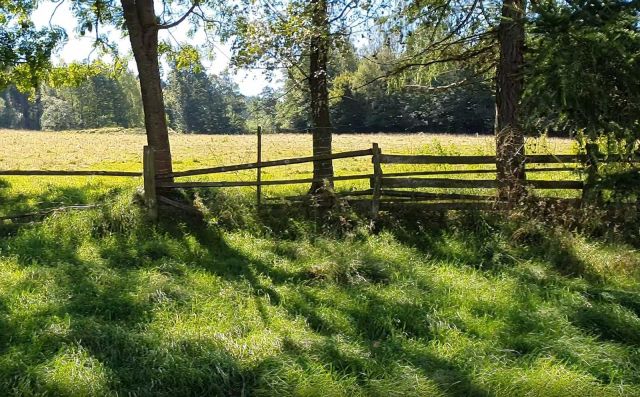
143, 142, 636, 218
1, 140, 635, 222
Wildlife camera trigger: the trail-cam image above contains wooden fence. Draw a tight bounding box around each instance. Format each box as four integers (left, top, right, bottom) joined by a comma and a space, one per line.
1, 141, 635, 221
145, 142, 636, 218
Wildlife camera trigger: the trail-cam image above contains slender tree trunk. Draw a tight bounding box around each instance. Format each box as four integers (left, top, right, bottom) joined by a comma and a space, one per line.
28, 86, 42, 130
14, 88, 33, 129
495, 0, 526, 200
121, 0, 173, 177
308, 0, 334, 194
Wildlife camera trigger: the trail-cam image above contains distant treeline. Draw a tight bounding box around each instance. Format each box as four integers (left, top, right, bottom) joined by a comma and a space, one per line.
0, 56, 494, 134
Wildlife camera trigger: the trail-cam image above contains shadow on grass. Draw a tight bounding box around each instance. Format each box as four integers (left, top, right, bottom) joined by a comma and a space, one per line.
0, 217, 248, 395
0, 177, 125, 217
0, 186, 639, 395
382, 208, 594, 278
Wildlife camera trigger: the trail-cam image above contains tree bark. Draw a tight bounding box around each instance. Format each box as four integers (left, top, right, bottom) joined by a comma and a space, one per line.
26, 85, 42, 130
495, 0, 526, 200
121, 0, 173, 177
308, 0, 334, 194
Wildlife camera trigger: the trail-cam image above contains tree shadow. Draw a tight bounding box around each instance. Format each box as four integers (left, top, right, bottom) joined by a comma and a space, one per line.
163, 215, 492, 396
0, 211, 248, 396
1, 189, 639, 395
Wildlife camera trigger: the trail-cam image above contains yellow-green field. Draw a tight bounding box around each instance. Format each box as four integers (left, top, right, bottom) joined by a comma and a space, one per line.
0, 129, 578, 216
0, 129, 575, 170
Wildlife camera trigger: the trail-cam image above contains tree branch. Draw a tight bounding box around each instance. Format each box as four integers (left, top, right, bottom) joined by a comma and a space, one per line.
157, 2, 198, 29
352, 45, 495, 92
329, 0, 357, 24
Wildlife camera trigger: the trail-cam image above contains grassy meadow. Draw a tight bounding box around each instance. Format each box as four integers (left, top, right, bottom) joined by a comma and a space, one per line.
1, 129, 640, 396
0, 129, 578, 216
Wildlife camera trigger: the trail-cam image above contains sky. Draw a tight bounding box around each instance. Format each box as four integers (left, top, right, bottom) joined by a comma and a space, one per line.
31, 1, 277, 97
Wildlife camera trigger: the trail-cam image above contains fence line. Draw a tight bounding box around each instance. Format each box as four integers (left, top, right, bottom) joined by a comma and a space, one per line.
144, 141, 637, 217
158, 148, 373, 179
0, 170, 141, 177
2, 137, 637, 221
158, 173, 372, 189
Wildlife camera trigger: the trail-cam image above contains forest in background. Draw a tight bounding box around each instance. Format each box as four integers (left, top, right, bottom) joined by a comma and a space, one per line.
0, 51, 494, 134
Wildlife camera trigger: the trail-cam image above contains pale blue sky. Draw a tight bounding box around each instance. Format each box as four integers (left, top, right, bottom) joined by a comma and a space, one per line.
31, 1, 276, 96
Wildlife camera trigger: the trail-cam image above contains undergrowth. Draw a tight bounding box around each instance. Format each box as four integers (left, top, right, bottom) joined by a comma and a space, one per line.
0, 188, 639, 396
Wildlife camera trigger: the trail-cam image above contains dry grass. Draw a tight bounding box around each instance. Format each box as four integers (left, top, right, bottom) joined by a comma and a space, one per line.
0, 128, 578, 215
0, 129, 575, 171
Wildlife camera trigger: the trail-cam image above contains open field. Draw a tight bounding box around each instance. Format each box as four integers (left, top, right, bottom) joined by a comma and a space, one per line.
0, 129, 578, 216
1, 129, 639, 396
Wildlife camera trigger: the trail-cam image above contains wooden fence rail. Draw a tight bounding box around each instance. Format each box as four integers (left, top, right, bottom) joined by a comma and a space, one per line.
158, 148, 373, 179
0, 170, 141, 177
379, 154, 586, 164
379, 153, 636, 165
378, 178, 584, 190
3, 139, 637, 221
158, 173, 372, 189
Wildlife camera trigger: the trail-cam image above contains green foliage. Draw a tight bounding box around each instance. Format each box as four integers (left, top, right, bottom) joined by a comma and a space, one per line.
276, 45, 495, 133
0, 8, 66, 92
164, 61, 247, 133
524, 0, 640, 146
38, 68, 143, 131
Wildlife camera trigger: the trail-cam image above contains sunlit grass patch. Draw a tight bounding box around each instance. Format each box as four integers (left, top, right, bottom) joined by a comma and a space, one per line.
33, 345, 112, 397
478, 357, 631, 397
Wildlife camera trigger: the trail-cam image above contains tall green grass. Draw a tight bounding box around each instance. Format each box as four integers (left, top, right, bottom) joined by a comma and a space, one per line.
0, 187, 639, 396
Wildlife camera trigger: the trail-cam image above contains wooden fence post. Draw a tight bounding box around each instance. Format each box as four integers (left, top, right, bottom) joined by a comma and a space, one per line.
582, 142, 600, 204
257, 126, 262, 207
143, 146, 158, 221
371, 142, 382, 218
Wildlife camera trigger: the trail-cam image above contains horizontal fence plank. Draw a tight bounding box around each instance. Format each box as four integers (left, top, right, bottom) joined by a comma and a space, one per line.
525, 167, 582, 172
379, 190, 496, 201
160, 149, 373, 179
379, 154, 588, 165
0, 170, 141, 177
380, 178, 584, 190
265, 189, 374, 202
383, 169, 496, 176
381, 153, 639, 165
351, 198, 581, 211
526, 155, 585, 163
158, 173, 372, 189
381, 178, 498, 188
348, 200, 501, 211
380, 154, 497, 164
374, 167, 580, 178
527, 180, 584, 189
383, 201, 501, 211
